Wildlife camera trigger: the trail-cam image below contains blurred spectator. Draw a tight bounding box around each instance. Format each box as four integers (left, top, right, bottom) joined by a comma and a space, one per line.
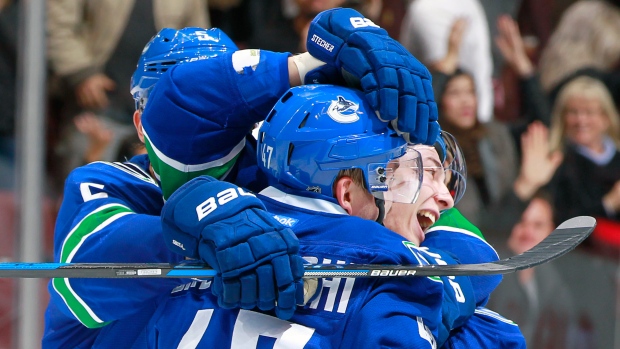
495, 14, 553, 149
487, 191, 584, 348
538, 0, 620, 94
476, 0, 521, 78
208, 0, 249, 45
244, 0, 380, 54
0, 0, 17, 190
399, 0, 494, 123
432, 19, 562, 242
46, 0, 209, 187
548, 76, 620, 224
73, 112, 113, 165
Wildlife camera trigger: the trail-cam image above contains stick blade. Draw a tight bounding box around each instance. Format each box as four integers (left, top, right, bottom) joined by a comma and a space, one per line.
414, 216, 596, 276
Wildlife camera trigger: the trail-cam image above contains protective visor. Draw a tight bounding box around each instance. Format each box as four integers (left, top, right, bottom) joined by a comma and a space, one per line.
369, 147, 424, 204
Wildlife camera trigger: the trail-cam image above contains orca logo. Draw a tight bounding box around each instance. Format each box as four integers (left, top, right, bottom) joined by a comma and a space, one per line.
327, 96, 360, 123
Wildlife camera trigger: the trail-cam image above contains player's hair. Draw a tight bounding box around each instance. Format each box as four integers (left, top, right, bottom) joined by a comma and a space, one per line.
333, 168, 367, 194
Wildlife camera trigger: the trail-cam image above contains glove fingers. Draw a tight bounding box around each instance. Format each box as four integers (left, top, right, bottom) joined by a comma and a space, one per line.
364, 91, 380, 116
397, 69, 415, 95
256, 264, 276, 311
295, 279, 305, 305
360, 73, 378, 92
290, 255, 306, 280
275, 283, 298, 320
278, 228, 300, 254
377, 67, 398, 88
414, 103, 430, 144
379, 88, 398, 121
429, 101, 438, 123
422, 79, 435, 103
410, 75, 427, 101
212, 275, 223, 298
427, 121, 441, 148
272, 255, 294, 287
218, 278, 241, 309
398, 95, 418, 136
240, 273, 258, 309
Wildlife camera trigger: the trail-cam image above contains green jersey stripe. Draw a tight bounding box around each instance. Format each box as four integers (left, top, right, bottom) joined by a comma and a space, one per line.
54, 204, 134, 328
144, 136, 240, 199
52, 278, 110, 328
59, 204, 134, 263
142, 128, 245, 172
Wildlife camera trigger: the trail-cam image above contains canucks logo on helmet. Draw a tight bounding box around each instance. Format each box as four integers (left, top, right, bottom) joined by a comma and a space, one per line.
327, 96, 359, 123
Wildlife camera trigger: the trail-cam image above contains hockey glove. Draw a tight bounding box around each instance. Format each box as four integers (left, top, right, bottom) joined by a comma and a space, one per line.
305, 7, 440, 145
161, 176, 305, 320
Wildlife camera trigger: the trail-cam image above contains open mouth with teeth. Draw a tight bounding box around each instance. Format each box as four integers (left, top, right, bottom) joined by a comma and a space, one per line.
417, 210, 437, 232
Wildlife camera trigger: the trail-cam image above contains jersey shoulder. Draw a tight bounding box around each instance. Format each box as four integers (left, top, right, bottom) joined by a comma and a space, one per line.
444, 307, 526, 349
431, 207, 484, 239
63, 157, 161, 209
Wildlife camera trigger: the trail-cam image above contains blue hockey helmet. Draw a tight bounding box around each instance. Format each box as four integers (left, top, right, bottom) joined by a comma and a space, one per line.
130, 27, 238, 111
257, 85, 422, 200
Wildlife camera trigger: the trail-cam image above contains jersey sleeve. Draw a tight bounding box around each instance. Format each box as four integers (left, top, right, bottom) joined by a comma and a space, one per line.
142, 49, 292, 178
441, 307, 526, 349
415, 246, 475, 347
48, 162, 186, 329
423, 208, 502, 306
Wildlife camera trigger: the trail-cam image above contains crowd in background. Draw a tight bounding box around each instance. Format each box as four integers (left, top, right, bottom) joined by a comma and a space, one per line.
1, 0, 620, 348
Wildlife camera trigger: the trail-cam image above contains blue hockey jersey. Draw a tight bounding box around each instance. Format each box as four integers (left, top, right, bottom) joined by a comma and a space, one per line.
422, 209, 525, 348
143, 186, 476, 349
443, 308, 526, 349
43, 155, 185, 348
43, 49, 294, 349
423, 208, 503, 307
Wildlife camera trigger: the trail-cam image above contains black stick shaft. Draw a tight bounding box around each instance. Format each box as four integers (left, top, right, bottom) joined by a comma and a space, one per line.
0, 216, 594, 279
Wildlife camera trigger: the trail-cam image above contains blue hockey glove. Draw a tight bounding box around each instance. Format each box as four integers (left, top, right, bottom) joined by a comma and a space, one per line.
305, 7, 440, 145
161, 176, 305, 319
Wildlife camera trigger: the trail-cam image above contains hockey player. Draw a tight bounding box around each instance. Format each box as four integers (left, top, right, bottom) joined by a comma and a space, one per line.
157, 85, 525, 348
44, 7, 441, 348
147, 85, 474, 348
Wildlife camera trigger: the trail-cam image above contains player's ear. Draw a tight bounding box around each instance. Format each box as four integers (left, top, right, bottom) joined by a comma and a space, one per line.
334, 176, 354, 215
133, 110, 145, 143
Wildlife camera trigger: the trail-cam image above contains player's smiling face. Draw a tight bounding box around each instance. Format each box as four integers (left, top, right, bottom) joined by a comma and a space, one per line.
382, 145, 454, 245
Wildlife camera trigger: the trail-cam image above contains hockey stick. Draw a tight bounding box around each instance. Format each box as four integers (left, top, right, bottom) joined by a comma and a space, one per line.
0, 216, 595, 279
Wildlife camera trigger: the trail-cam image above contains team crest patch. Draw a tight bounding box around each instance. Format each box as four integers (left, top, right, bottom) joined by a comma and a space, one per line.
327, 96, 360, 123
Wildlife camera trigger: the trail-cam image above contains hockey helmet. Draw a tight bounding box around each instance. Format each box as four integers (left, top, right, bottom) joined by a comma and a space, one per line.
257, 84, 424, 202
130, 27, 237, 111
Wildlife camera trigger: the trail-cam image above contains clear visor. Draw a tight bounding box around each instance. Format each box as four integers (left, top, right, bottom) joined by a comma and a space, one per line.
369, 131, 467, 206
131, 77, 159, 111
369, 147, 423, 204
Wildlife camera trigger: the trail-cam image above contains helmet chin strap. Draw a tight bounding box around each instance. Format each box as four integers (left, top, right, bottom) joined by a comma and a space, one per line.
374, 197, 386, 225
